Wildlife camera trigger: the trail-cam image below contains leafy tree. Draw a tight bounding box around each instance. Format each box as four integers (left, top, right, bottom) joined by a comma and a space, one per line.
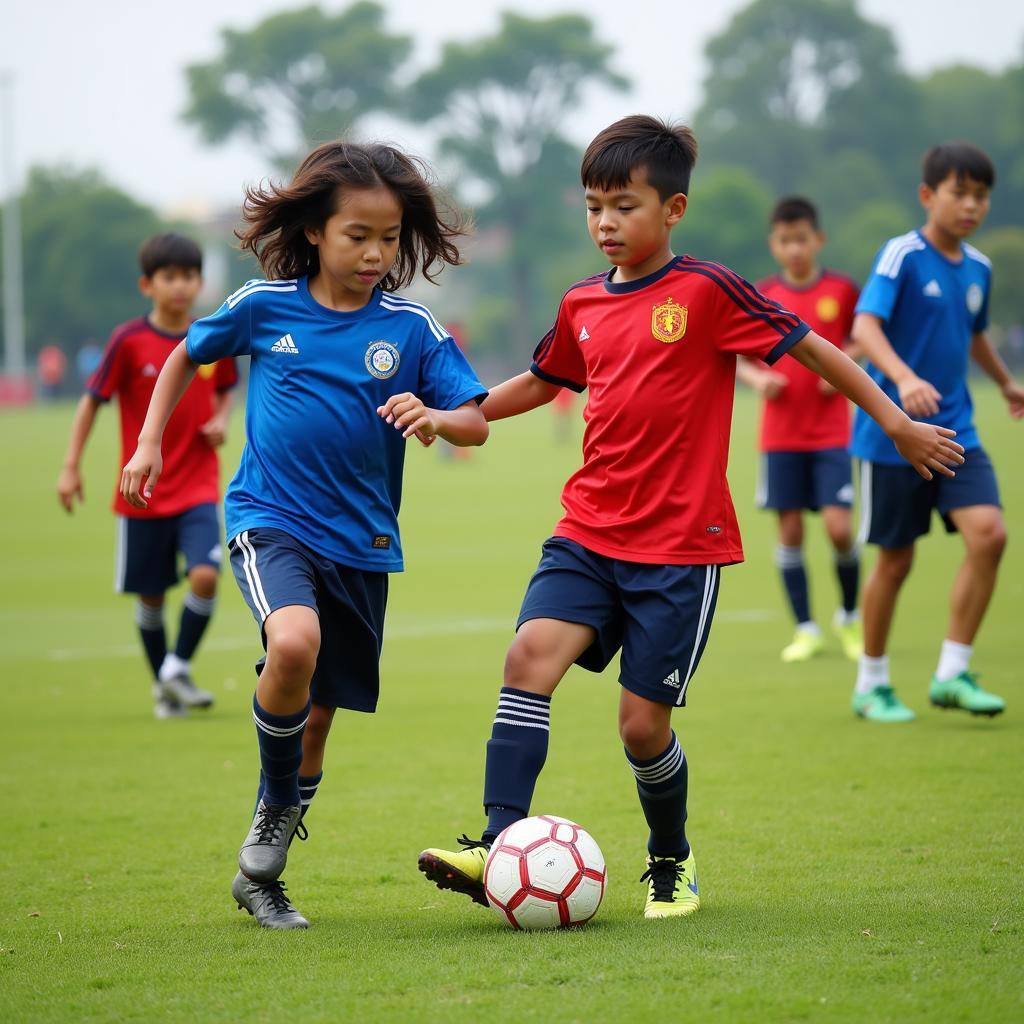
0, 166, 161, 357
975, 227, 1024, 328
182, 2, 410, 168
408, 12, 627, 359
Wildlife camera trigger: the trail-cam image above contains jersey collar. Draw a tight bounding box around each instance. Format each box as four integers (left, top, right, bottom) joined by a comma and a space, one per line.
298, 276, 383, 319
603, 257, 680, 294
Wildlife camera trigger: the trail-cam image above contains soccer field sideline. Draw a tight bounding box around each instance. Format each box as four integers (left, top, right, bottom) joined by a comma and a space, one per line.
1, 390, 1021, 1022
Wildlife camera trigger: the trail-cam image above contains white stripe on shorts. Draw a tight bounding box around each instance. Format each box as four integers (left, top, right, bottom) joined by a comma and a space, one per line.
857, 461, 873, 546
114, 516, 128, 593
679, 565, 718, 705
236, 531, 271, 621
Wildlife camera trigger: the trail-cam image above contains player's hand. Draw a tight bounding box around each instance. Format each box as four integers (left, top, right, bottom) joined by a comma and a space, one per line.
1000, 380, 1024, 420
890, 420, 965, 481
120, 442, 163, 509
756, 371, 787, 401
377, 392, 439, 441
199, 414, 228, 447
57, 466, 84, 513
413, 429, 437, 448
896, 373, 941, 417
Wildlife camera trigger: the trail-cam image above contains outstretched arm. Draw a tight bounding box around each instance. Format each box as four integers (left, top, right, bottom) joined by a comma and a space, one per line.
970, 332, 1024, 419
377, 395, 488, 446
481, 371, 562, 422
787, 330, 964, 480
120, 342, 198, 507
57, 394, 101, 513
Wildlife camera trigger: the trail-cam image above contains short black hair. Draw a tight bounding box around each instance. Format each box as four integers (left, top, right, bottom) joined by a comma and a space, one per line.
922, 143, 995, 190
581, 115, 698, 200
770, 196, 819, 230
138, 233, 203, 277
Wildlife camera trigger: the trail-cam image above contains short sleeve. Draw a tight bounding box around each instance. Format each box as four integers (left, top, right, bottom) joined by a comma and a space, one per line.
708, 265, 810, 365
418, 333, 488, 411
213, 358, 239, 392
974, 270, 991, 334
186, 295, 251, 363
855, 245, 901, 324
530, 300, 586, 392
86, 329, 130, 402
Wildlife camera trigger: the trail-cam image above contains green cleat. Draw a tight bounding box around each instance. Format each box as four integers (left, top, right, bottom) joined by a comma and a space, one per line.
641, 851, 699, 919
417, 835, 490, 907
832, 614, 864, 662
852, 685, 915, 723
781, 626, 825, 663
930, 671, 1005, 717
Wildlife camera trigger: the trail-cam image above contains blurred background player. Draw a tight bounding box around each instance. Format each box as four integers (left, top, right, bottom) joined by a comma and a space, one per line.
737, 198, 862, 663
851, 143, 1024, 722
57, 233, 236, 719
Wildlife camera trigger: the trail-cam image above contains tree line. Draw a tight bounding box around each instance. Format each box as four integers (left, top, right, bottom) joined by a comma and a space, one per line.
3, 0, 1023, 367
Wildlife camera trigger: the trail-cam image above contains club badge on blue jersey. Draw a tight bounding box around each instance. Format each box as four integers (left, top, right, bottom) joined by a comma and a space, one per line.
365, 340, 400, 379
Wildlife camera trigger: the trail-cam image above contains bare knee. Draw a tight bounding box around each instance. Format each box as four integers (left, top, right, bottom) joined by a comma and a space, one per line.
503, 636, 542, 689
969, 522, 1008, 564
876, 547, 914, 586
188, 565, 218, 599
268, 628, 320, 684
778, 511, 803, 548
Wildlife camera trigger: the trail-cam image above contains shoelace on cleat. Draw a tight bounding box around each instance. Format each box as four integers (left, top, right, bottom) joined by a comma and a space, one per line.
874, 685, 900, 707
253, 804, 294, 845
640, 858, 685, 903
294, 822, 308, 842
259, 879, 297, 914
456, 834, 491, 853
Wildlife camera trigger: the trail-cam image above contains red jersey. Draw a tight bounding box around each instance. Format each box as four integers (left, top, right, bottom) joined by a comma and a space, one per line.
532, 257, 809, 565
87, 316, 238, 518
754, 270, 859, 452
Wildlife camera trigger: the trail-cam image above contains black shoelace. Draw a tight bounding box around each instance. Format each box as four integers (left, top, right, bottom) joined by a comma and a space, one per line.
254, 805, 294, 845
456, 834, 491, 852
260, 879, 296, 914
640, 858, 684, 903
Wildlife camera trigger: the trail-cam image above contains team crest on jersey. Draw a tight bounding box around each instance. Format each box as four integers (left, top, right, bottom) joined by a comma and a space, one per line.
197, 363, 216, 380
816, 295, 839, 322
365, 340, 400, 379
652, 298, 687, 344
966, 283, 984, 315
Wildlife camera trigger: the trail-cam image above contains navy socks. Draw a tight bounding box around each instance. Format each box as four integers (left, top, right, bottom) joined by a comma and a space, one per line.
482, 688, 551, 842
626, 733, 690, 860
834, 544, 860, 614
252, 694, 310, 807
135, 601, 166, 680
175, 591, 216, 661
776, 544, 811, 624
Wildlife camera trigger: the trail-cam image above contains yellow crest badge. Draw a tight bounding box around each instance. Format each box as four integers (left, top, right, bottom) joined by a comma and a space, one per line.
652, 298, 687, 344
816, 295, 840, 323
197, 363, 217, 380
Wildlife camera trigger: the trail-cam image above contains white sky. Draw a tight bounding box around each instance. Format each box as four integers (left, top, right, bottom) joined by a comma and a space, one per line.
3, 0, 1022, 213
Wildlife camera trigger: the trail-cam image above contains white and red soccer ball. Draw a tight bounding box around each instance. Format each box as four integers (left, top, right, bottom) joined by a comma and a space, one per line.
483, 814, 607, 930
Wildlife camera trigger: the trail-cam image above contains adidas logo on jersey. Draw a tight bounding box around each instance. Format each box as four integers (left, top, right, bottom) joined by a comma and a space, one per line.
271, 333, 299, 354
579, 326, 590, 342
662, 668, 681, 689
923, 279, 942, 298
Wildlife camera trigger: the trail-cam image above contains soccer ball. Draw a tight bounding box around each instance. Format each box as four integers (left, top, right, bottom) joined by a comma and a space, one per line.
483, 814, 607, 930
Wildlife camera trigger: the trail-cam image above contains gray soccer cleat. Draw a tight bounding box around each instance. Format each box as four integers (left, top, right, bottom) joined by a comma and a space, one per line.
160, 671, 215, 709
239, 800, 302, 882
152, 683, 187, 720
231, 872, 309, 930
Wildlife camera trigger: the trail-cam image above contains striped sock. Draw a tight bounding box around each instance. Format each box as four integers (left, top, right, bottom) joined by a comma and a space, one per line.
482, 688, 551, 843
776, 544, 811, 625
135, 600, 166, 680
252, 694, 310, 807
253, 771, 323, 825
626, 732, 690, 859
175, 591, 216, 662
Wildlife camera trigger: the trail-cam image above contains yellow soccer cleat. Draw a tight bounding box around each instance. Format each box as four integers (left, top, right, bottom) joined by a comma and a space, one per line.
642, 851, 699, 919
418, 835, 490, 907
781, 626, 825, 663
833, 614, 864, 662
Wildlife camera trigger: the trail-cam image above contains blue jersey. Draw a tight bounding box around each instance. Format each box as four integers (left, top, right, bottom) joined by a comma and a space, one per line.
852, 229, 991, 464
186, 277, 486, 571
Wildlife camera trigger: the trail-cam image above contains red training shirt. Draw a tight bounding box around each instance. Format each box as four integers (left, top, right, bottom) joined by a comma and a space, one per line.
754, 270, 859, 452
87, 316, 238, 518
532, 256, 809, 566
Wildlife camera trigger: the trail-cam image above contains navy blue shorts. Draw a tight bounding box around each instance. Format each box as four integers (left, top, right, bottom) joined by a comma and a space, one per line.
857, 448, 1001, 549
756, 448, 853, 511
115, 502, 222, 595
517, 537, 721, 707
229, 528, 388, 713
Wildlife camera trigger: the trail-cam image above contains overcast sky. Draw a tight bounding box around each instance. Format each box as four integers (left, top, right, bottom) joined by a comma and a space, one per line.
4, 0, 1022, 214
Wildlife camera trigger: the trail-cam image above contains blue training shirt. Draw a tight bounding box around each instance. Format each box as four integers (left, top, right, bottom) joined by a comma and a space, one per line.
186, 276, 486, 572
851, 229, 991, 464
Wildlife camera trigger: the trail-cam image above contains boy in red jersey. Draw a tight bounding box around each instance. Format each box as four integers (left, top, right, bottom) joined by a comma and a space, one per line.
737, 197, 863, 663
58, 234, 237, 718
418, 116, 962, 919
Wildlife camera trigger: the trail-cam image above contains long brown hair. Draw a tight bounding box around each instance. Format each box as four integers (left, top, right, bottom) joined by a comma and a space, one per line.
237, 141, 467, 290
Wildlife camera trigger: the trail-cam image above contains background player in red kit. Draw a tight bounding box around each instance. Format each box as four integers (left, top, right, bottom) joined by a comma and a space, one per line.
58, 233, 237, 718
417, 116, 962, 920
737, 198, 863, 664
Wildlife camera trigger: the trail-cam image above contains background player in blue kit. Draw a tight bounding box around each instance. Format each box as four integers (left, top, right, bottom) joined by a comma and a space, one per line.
851, 143, 1024, 723
121, 140, 489, 927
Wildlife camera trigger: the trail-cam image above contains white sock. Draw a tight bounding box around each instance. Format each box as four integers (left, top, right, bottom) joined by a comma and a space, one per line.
796, 620, 821, 635
935, 640, 972, 682
159, 652, 190, 682
856, 655, 889, 695
834, 608, 860, 627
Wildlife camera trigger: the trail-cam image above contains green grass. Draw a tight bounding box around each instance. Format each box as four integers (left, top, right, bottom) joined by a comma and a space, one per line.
1, 390, 1022, 1023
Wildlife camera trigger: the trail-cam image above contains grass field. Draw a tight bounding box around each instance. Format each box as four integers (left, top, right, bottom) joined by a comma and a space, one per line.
2, 388, 1022, 1023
